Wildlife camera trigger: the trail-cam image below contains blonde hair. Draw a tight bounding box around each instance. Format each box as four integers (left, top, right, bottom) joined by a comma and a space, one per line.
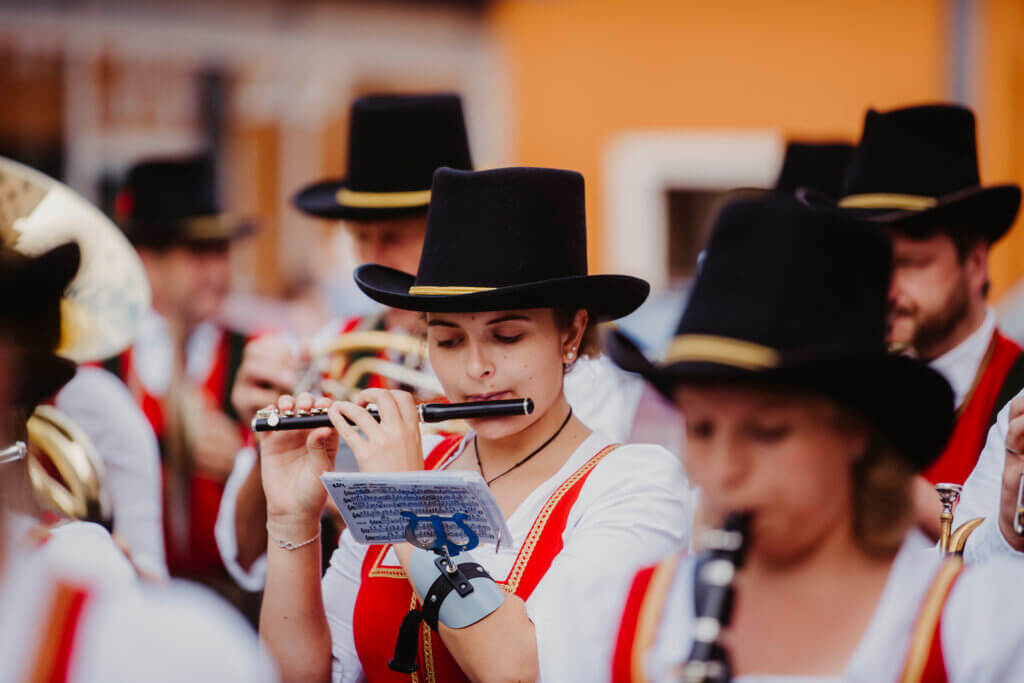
830, 403, 915, 556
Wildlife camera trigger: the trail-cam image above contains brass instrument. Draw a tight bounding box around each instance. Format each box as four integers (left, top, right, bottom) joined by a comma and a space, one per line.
935, 482, 984, 556
26, 405, 111, 524
0, 157, 150, 522
306, 330, 441, 400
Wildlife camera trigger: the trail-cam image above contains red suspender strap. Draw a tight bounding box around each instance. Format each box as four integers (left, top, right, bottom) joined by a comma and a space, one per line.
899, 556, 964, 683
610, 556, 682, 683
923, 331, 1022, 485
509, 444, 619, 600
612, 565, 658, 683
28, 582, 91, 683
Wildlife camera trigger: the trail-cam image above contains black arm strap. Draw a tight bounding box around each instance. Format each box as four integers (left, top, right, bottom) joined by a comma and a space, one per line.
387, 561, 492, 674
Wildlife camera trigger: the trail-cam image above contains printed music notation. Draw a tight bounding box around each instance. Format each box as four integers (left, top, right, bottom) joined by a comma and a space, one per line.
321, 470, 511, 549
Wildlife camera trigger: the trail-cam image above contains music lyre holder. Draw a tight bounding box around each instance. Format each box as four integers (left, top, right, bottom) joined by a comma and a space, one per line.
400, 510, 484, 607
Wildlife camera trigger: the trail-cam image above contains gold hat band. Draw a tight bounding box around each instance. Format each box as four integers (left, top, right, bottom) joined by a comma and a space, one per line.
182, 214, 238, 241
408, 285, 496, 296
664, 334, 780, 370
838, 193, 938, 211
337, 188, 431, 209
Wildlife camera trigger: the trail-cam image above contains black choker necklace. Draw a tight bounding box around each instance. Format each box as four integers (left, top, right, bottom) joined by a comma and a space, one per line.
474, 408, 573, 487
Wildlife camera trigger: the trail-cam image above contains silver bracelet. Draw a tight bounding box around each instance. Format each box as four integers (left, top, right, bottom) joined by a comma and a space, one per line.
266, 523, 321, 551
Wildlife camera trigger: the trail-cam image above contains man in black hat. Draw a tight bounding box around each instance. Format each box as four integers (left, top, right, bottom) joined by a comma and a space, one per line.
805, 104, 1022, 538
103, 154, 254, 582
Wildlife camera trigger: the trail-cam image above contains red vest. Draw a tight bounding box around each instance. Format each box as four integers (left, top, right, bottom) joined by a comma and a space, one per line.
107, 326, 247, 577
610, 556, 964, 683
352, 435, 618, 681
28, 581, 92, 683
923, 330, 1022, 485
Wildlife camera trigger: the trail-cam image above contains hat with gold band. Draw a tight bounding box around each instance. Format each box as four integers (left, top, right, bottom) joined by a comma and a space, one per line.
799, 104, 1020, 243
293, 93, 472, 221
355, 166, 649, 321
116, 154, 255, 248
606, 196, 954, 470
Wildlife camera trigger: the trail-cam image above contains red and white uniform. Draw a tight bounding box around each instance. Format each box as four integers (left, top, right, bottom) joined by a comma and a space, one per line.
0, 546, 279, 682
322, 431, 690, 682
106, 312, 247, 577
606, 530, 1024, 682
215, 315, 654, 592
925, 310, 1023, 485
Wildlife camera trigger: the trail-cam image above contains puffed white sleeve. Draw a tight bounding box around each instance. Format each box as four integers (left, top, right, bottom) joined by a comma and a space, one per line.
942, 557, 1024, 681
525, 443, 691, 682
55, 366, 167, 579
957, 389, 1024, 564
73, 580, 279, 682
322, 530, 368, 683
214, 446, 269, 591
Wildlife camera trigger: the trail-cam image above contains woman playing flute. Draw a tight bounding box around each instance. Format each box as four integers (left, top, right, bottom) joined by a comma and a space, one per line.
257, 167, 691, 682
604, 197, 1024, 682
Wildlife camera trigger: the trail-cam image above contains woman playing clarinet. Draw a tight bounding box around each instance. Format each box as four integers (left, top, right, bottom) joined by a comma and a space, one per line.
257, 167, 691, 682
604, 197, 1024, 682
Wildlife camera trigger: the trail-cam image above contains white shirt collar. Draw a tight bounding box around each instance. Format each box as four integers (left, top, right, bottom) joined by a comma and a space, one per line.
133, 311, 223, 395
929, 308, 997, 409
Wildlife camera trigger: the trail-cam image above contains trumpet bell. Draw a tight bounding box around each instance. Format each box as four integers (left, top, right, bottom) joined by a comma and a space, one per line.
0, 156, 151, 362
26, 405, 112, 523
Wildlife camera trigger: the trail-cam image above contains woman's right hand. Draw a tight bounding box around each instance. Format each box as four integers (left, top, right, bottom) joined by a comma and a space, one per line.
259, 393, 338, 531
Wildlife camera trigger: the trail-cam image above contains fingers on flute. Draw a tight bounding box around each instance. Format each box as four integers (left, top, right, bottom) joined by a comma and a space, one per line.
276, 394, 295, 411
328, 402, 369, 443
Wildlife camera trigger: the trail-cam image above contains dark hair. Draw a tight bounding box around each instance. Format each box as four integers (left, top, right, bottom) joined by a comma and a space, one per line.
893, 224, 990, 297
553, 307, 598, 373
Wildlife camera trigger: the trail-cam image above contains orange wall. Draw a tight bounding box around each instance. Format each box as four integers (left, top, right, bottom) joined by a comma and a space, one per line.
976, 0, 1024, 301
491, 0, 951, 271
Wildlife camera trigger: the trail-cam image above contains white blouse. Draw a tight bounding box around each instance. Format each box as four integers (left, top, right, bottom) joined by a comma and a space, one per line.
602, 530, 1024, 682
321, 431, 692, 682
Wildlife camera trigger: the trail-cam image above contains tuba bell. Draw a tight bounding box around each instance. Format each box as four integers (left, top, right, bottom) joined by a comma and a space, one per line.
304, 329, 443, 400
0, 157, 151, 523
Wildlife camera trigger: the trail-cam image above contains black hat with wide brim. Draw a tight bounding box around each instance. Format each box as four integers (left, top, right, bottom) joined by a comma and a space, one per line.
799, 104, 1020, 243
117, 154, 256, 248
606, 196, 954, 471
355, 166, 649, 321
293, 93, 473, 221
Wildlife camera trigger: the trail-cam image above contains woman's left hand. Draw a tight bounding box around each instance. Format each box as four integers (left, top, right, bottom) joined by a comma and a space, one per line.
328, 388, 425, 474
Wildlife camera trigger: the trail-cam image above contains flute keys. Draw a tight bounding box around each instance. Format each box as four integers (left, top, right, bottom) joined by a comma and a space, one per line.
282, 410, 295, 418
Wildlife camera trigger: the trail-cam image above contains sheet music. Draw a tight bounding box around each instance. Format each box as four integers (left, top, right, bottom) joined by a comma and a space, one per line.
321, 470, 512, 549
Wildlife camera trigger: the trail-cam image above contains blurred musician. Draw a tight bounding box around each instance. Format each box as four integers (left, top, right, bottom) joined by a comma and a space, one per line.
0, 244, 279, 682
257, 167, 690, 682
802, 105, 1023, 540
102, 155, 255, 583
603, 197, 1024, 681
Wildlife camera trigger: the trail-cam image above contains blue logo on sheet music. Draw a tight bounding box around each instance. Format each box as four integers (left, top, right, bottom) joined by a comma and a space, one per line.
400, 511, 480, 556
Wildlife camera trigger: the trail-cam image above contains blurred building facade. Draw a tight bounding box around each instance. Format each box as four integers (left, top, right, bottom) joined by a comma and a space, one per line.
2, 0, 1023, 318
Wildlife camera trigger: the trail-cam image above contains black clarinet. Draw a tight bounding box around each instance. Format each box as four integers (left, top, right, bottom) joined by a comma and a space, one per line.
681, 511, 752, 683
251, 398, 534, 432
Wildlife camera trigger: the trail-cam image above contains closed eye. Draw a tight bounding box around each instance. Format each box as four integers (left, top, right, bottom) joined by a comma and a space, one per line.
494, 333, 524, 344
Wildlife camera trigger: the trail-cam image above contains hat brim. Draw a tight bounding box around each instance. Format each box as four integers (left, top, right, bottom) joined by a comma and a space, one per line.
16, 351, 77, 414
292, 179, 431, 221
605, 329, 953, 471
355, 264, 650, 322
798, 185, 1021, 244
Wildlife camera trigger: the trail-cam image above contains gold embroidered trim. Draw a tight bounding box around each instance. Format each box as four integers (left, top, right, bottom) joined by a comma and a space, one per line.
631, 556, 682, 683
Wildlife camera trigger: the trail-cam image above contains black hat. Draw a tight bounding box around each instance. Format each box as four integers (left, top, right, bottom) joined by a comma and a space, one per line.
801, 104, 1020, 243
606, 196, 953, 470
355, 167, 649, 321
293, 93, 473, 221
116, 154, 254, 248
0, 243, 81, 413
773, 141, 853, 197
